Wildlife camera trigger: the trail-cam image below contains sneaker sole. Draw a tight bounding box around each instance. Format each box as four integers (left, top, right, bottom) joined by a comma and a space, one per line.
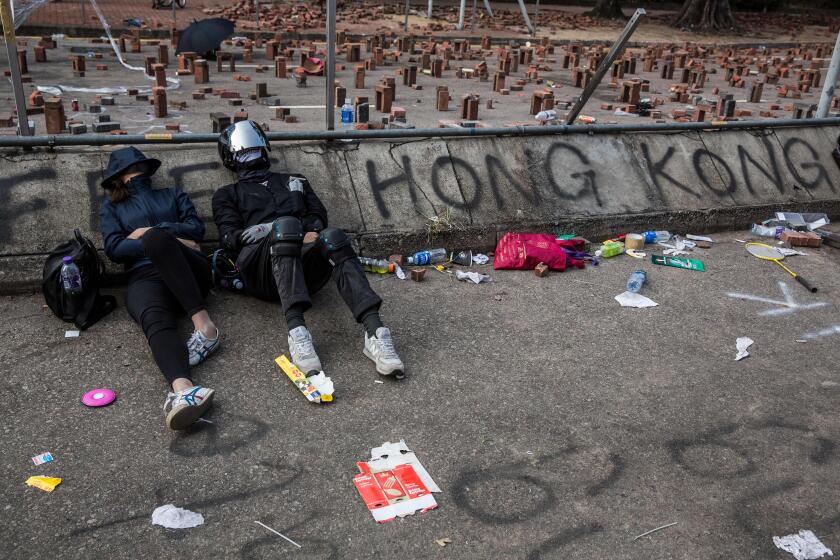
364, 347, 405, 379
189, 337, 222, 367
166, 389, 215, 431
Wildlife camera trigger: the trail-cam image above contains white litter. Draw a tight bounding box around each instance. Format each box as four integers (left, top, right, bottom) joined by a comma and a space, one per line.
374, 380, 384, 384
151, 504, 204, 529
395, 264, 407, 280
626, 249, 647, 259
773, 530, 833, 560
455, 271, 491, 284
308, 372, 334, 397
686, 234, 714, 242
65, 330, 80, 338
735, 337, 754, 361
254, 520, 301, 549
615, 291, 658, 308
778, 248, 809, 257
472, 253, 490, 265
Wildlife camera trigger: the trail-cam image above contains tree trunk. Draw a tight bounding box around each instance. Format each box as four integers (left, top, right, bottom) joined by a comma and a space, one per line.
673, 0, 737, 31
586, 0, 626, 19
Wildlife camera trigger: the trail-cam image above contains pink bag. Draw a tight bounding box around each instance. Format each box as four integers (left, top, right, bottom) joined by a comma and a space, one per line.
493, 233, 584, 271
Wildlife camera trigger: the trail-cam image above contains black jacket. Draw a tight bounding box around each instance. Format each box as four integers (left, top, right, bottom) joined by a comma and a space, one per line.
100, 176, 205, 272
211, 172, 328, 253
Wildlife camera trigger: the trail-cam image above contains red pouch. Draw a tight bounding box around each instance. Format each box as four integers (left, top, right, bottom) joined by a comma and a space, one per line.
493, 233, 583, 271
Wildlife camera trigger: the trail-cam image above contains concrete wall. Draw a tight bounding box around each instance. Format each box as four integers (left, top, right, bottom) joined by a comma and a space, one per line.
1, 124, 839, 291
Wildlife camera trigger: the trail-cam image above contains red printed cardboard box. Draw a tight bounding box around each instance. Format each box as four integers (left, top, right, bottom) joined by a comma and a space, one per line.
353, 441, 440, 523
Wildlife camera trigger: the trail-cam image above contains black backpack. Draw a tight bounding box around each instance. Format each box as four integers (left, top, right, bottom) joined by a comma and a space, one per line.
42, 229, 117, 330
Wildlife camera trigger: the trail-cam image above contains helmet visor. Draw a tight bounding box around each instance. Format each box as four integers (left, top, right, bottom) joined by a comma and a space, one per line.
227, 121, 269, 153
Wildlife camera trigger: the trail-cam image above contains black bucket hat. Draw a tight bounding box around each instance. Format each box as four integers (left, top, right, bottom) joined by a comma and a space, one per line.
101, 146, 161, 189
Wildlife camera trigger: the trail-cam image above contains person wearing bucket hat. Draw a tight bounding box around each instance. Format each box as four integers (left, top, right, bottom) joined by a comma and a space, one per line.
212, 120, 405, 379
99, 146, 222, 430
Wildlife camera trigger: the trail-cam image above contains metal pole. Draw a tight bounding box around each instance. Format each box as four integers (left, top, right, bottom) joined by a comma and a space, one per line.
2, 117, 840, 147
255, 0, 260, 31
565, 8, 645, 124
534, 0, 539, 35
457, 0, 465, 30
404, 0, 409, 32
470, 0, 476, 28
325, 0, 336, 130
427, 0, 432, 19
515, 0, 534, 35
172, 0, 176, 25
816, 29, 840, 118
0, 0, 32, 136
482, 0, 493, 18
80, 0, 86, 26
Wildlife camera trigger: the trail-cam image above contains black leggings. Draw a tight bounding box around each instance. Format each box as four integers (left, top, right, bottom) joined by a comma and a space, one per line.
125, 228, 212, 386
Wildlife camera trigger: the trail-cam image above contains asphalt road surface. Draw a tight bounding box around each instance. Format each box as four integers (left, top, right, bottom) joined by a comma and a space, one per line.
2, 229, 840, 559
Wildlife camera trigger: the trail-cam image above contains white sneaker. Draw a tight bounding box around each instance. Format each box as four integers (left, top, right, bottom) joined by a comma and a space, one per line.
163, 386, 215, 430
364, 327, 405, 378
288, 326, 323, 374
187, 327, 221, 367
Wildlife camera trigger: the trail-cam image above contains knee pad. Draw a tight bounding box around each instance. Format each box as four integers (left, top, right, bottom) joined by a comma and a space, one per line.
319, 227, 356, 266
269, 216, 303, 257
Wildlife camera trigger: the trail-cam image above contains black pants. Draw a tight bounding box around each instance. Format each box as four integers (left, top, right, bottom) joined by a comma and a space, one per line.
238, 233, 382, 322
125, 228, 213, 386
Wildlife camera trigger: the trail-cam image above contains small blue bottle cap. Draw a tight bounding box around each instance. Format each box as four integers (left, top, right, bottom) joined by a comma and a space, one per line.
63, 256, 73, 264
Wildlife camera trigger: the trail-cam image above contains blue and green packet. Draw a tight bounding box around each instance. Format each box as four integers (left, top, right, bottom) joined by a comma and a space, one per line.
651, 254, 705, 271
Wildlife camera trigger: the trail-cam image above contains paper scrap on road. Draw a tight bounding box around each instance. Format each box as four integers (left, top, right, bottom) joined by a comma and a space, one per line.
773, 530, 833, 560
26, 476, 62, 492
32, 452, 54, 466
778, 248, 809, 257
472, 253, 490, 265
735, 337, 754, 361
615, 291, 658, 308
308, 372, 334, 396
65, 330, 80, 338
456, 271, 491, 284
151, 504, 204, 529
395, 264, 406, 280
626, 249, 646, 259
686, 234, 714, 242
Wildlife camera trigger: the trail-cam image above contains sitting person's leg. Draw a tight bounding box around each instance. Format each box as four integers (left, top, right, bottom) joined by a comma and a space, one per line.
126, 269, 214, 430
318, 228, 405, 378
141, 227, 220, 365
267, 217, 322, 373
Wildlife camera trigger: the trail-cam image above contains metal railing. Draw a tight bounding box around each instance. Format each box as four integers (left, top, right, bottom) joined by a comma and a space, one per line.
0, 117, 839, 148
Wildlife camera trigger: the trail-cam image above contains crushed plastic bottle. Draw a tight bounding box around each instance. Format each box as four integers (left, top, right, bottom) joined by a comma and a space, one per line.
643, 230, 671, 244
406, 248, 447, 266
626, 270, 647, 293
751, 223, 785, 239
358, 257, 394, 274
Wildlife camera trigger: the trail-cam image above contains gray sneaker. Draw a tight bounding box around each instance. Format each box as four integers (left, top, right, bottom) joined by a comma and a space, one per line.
163, 386, 215, 430
187, 327, 221, 367
288, 326, 323, 374
364, 327, 405, 378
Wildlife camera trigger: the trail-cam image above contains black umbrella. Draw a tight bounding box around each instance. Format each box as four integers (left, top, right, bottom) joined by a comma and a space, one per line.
176, 18, 234, 55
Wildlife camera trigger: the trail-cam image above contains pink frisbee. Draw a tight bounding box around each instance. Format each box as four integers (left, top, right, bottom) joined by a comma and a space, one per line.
81, 388, 116, 407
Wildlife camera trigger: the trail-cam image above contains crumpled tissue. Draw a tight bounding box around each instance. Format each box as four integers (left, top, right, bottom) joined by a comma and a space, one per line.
456, 271, 490, 284
151, 504, 205, 529
773, 530, 833, 560
308, 372, 335, 396
615, 291, 658, 308
735, 337, 753, 361
472, 253, 490, 265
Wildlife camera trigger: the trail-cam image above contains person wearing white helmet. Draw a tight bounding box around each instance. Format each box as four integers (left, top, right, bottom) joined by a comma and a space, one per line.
212, 120, 405, 379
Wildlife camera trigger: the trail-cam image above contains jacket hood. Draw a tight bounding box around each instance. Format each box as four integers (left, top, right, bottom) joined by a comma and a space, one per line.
101, 147, 161, 189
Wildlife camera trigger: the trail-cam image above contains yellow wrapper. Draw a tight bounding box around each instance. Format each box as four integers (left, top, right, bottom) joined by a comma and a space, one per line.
26, 476, 62, 492
274, 355, 333, 403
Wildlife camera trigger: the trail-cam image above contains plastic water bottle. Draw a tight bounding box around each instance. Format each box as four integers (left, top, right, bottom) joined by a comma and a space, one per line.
358, 257, 394, 274
341, 98, 354, 130
643, 230, 671, 244
60, 256, 83, 294
535, 109, 557, 122
406, 248, 447, 266
626, 270, 647, 293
